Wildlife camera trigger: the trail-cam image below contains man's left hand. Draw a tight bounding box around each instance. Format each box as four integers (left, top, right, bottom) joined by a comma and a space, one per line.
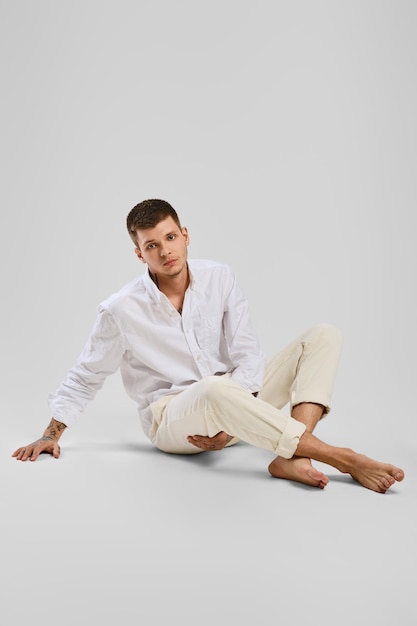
187, 431, 233, 451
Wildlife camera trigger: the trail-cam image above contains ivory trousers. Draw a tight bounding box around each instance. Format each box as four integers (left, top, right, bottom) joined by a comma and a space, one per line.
149, 324, 343, 459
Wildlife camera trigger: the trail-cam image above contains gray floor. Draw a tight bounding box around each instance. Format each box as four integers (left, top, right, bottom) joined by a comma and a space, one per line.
3, 393, 416, 626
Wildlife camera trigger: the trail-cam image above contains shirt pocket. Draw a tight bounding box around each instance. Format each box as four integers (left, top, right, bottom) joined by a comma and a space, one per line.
194, 314, 223, 351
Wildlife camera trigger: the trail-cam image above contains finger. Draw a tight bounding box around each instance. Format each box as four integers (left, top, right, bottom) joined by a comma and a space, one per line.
14, 444, 38, 461
29, 447, 42, 462
193, 434, 221, 444
187, 436, 214, 450
31, 443, 55, 461
188, 435, 208, 445
24, 446, 37, 461
187, 436, 202, 448
28, 444, 47, 462
19, 447, 31, 461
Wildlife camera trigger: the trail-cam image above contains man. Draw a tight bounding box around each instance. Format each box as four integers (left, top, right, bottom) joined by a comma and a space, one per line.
13, 199, 405, 493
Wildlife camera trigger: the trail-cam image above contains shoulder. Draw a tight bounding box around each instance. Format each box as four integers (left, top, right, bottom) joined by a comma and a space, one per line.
188, 259, 239, 299
189, 258, 235, 279
98, 273, 147, 314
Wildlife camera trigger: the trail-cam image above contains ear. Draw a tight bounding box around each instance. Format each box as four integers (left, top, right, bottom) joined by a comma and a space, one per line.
182, 226, 190, 246
134, 247, 146, 263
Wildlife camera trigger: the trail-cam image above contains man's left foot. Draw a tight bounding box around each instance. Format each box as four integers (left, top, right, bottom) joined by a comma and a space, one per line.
268, 456, 329, 489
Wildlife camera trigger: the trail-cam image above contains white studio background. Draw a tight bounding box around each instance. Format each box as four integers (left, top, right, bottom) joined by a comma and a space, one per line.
1, 0, 415, 448
1, 3, 417, 625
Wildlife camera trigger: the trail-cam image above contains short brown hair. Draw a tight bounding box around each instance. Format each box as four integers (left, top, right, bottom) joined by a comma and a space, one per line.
126, 199, 181, 246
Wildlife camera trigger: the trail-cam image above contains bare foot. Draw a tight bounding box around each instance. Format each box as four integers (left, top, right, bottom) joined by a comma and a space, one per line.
346, 453, 405, 493
268, 456, 329, 489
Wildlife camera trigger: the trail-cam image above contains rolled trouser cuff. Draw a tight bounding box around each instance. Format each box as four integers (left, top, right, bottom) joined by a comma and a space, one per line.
274, 417, 306, 459
291, 390, 332, 416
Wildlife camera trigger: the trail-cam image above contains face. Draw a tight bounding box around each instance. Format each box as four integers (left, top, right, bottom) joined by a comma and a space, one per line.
134, 216, 190, 280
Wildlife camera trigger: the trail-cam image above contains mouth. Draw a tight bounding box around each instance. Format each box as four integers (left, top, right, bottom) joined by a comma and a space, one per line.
164, 259, 177, 267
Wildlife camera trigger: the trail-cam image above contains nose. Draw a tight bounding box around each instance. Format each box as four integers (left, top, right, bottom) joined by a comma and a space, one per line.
159, 243, 170, 257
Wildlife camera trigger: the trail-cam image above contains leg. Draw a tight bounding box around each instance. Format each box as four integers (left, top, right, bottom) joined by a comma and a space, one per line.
150, 375, 305, 456
268, 402, 330, 488
293, 431, 405, 494
260, 324, 343, 414
150, 381, 404, 493
262, 324, 343, 487
264, 325, 404, 492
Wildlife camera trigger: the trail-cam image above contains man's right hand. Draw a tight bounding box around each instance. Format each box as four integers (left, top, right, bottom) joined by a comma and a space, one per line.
12, 418, 66, 461
12, 436, 61, 462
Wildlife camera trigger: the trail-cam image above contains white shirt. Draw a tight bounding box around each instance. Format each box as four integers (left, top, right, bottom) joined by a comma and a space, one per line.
48, 259, 265, 437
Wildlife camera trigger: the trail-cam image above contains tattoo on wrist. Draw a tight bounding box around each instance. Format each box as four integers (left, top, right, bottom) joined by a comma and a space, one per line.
45, 419, 66, 439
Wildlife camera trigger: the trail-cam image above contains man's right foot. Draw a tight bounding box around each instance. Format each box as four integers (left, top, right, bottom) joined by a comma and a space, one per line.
345, 453, 405, 493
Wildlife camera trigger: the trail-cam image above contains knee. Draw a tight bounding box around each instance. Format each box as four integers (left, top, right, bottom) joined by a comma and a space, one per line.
314, 323, 343, 350
193, 375, 232, 401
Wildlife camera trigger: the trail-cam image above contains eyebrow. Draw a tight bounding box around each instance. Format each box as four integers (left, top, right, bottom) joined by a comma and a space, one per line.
142, 231, 177, 246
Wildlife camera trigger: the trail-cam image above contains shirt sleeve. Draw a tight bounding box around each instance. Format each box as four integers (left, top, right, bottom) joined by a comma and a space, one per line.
222, 266, 265, 393
48, 306, 125, 426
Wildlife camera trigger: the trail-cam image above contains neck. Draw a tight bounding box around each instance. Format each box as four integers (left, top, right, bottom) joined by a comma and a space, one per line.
150, 263, 190, 298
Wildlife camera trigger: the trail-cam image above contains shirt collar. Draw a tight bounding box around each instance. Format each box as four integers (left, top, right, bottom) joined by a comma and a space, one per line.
143, 269, 162, 303
142, 262, 196, 302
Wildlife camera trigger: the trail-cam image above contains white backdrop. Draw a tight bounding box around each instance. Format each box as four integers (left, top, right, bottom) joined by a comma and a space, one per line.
2, 3, 417, 625
1, 0, 416, 447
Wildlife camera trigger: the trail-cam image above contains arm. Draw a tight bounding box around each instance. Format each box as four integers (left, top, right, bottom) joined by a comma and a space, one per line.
188, 267, 263, 452
48, 307, 125, 427
12, 418, 67, 462
222, 266, 265, 393
13, 307, 125, 461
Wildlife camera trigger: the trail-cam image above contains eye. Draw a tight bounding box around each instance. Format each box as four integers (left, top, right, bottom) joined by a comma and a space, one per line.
167, 234, 176, 241
147, 243, 156, 250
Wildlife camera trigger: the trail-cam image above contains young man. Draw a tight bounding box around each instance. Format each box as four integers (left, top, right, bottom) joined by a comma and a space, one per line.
13, 199, 405, 493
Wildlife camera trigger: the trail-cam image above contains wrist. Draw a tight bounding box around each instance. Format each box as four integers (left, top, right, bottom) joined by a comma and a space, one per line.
43, 418, 66, 440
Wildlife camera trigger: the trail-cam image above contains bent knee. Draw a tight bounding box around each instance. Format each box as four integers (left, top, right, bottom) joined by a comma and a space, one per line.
191, 375, 239, 401
191, 375, 233, 400
314, 323, 343, 348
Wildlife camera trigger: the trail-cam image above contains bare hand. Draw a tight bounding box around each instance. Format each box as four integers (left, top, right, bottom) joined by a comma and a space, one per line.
187, 431, 233, 451
12, 437, 61, 462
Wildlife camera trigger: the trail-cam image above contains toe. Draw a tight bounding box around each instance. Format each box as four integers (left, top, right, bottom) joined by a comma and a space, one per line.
394, 469, 405, 482
380, 477, 391, 490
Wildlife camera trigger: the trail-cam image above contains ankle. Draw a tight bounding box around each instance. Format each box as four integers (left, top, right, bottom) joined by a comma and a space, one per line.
334, 447, 355, 474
